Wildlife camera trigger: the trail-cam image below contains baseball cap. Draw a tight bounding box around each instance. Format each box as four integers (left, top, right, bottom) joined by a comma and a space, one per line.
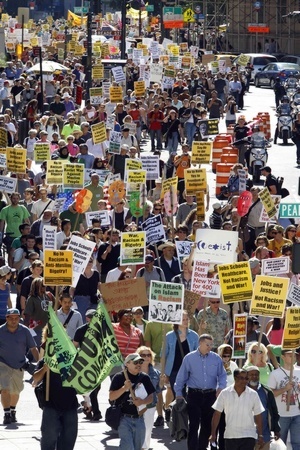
145, 255, 154, 262
212, 202, 221, 210
260, 166, 271, 173
6, 308, 20, 316
0, 265, 16, 277
124, 353, 144, 364
249, 258, 260, 269
85, 309, 97, 318
132, 306, 143, 314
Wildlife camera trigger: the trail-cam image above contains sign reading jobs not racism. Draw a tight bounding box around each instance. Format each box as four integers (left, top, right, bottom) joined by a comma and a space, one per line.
217, 261, 253, 303
101, 278, 148, 312
44, 250, 73, 286
250, 275, 289, 317
282, 307, 300, 349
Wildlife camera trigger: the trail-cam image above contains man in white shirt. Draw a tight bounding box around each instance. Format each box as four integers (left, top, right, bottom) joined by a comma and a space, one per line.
57, 293, 83, 340
210, 368, 264, 450
31, 187, 55, 222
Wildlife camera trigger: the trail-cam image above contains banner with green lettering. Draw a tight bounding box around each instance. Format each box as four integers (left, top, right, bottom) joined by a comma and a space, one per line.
63, 303, 123, 393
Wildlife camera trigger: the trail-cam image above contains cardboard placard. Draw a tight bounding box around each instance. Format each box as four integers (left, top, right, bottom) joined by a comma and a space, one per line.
191, 141, 212, 165
46, 160, 65, 185
91, 121, 106, 144
184, 168, 207, 195
43, 225, 57, 250
34, 143, 51, 163
282, 307, 300, 349
0, 175, 17, 193
101, 277, 148, 311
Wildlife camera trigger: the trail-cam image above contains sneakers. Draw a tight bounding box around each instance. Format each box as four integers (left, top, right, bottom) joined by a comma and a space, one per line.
164, 408, 171, 423
3, 414, 11, 425
154, 415, 164, 427
10, 411, 17, 423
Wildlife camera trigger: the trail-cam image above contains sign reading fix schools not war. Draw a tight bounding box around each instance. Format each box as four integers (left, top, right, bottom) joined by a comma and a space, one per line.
282, 307, 300, 349
67, 235, 95, 287
142, 215, 166, 245
250, 275, 289, 317
0, 176, 17, 193
120, 231, 146, 265
63, 163, 84, 190
44, 250, 73, 286
149, 280, 184, 325
46, 160, 65, 185
217, 261, 253, 303
6, 147, 27, 173
101, 278, 148, 311
191, 141, 212, 165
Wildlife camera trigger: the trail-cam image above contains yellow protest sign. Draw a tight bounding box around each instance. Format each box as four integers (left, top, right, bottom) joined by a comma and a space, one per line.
33, 143, 50, 163
6, 147, 26, 173
68, 40, 76, 52
161, 176, 178, 197
125, 159, 142, 181
237, 53, 250, 66
127, 170, 146, 192
218, 261, 253, 303
134, 81, 146, 96
0, 128, 8, 148
196, 191, 205, 221
63, 163, 84, 190
185, 168, 207, 195
250, 275, 289, 317
44, 250, 73, 286
183, 8, 195, 22
282, 307, 300, 349
182, 56, 192, 70
30, 37, 39, 47
137, 43, 148, 56
170, 45, 180, 56
180, 42, 188, 53
75, 45, 84, 55
109, 86, 123, 103
89, 87, 103, 104
91, 121, 106, 144
92, 65, 104, 79
164, 66, 176, 78
191, 141, 212, 165
259, 187, 277, 218
159, 55, 170, 66
46, 160, 65, 185
120, 231, 146, 265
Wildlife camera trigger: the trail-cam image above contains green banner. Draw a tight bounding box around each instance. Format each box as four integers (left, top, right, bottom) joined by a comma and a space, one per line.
44, 305, 77, 378
63, 303, 123, 394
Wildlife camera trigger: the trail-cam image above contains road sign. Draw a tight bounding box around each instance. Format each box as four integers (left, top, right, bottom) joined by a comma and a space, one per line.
163, 6, 183, 28
74, 6, 88, 14
183, 8, 195, 22
279, 197, 300, 218
247, 23, 270, 33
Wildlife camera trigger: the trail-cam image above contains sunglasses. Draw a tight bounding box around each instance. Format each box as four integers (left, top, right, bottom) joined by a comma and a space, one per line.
251, 349, 263, 354
140, 353, 151, 358
222, 355, 231, 358
132, 360, 143, 365
210, 301, 220, 304
289, 230, 296, 233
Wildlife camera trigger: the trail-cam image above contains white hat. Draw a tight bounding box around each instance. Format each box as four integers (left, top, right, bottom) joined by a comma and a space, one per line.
212, 202, 221, 210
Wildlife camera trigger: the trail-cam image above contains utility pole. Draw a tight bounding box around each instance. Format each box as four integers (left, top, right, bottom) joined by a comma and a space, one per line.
121, 0, 127, 59
86, 11, 92, 100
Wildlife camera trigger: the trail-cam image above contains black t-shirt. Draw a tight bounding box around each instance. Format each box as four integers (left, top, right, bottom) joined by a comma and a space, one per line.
74, 271, 100, 302
234, 124, 250, 141
49, 101, 66, 115
97, 242, 120, 275
73, 323, 88, 345
173, 338, 189, 371
265, 174, 278, 193
110, 371, 155, 416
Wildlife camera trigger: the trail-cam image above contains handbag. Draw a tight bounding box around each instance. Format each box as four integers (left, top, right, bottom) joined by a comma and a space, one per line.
105, 402, 122, 430
34, 379, 46, 409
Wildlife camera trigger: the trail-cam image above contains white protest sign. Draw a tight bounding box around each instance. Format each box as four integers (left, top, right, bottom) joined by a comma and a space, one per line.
238, 169, 247, 192
150, 64, 163, 82
111, 66, 126, 84
176, 241, 193, 270
287, 282, 300, 307
84, 169, 109, 184
141, 215, 165, 246
0, 176, 17, 193
0, 153, 6, 167
261, 257, 290, 276
259, 195, 281, 222
53, 197, 66, 213
162, 76, 174, 89
191, 259, 221, 298
140, 155, 159, 180
194, 228, 238, 263
102, 81, 110, 98
67, 235, 95, 287
43, 225, 57, 251
85, 210, 110, 227
149, 280, 184, 325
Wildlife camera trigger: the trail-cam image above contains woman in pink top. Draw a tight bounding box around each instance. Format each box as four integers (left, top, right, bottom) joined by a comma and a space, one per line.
112, 308, 144, 359
266, 316, 285, 345
66, 135, 79, 156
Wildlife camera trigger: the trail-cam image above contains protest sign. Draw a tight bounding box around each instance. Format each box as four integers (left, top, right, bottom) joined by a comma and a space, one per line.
175, 240, 193, 270
207, 119, 219, 135
84, 168, 109, 184
120, 231, 146, 265
33, 143, 50, 163
0, 152, 6, 167
111, 66, 126, 83
150, 64, 163, 82
92, 65, 104, 79
184, 290, 200, 321
237, 53, 250, 66
140, 155, 159, 181
63, 163, 84, 190
134, 80, 146, 96
44, 250, 73, 285
127, 170, 146, 193
109, 86, 123, 102
89, 87, 103, 104
46, 160, 65, 185
185, 168, 207, 195
287, 282, 300, 307
0, 176, 17, 193
0, 127, 8, 148
282, 307, 300, 349
259, 194, 281, 222
261, 257, 290, 276
238, 169, 247, 193
53, 197, 66, 213
85, 210, 110, 227
124, 159, 143, 182
191, 259, 220, 298
149, 280, 184, 325
101, 277, 148, 311
63, 303, 123, 393
91, 121, 106, 144
43, 225, 57, 250
196, 191, 205, 221
217, 261, 253, 303
194, 228, 239, 263
259, 187, 277, 218
161, 176, 178, 197
250, 275, 289, 317
233, 314, 247, 359
67, 235, 95, 287
6, 147, 27, 173
191, 141, 212, 165
142, 215, 166, 245
108, 130, 122, 154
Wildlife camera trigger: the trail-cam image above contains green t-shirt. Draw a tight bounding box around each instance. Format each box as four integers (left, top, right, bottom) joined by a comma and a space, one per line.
59, 209, 85, 232
0, 205, 30, 237
85, 184, 104, 212
144, 321, 173, 362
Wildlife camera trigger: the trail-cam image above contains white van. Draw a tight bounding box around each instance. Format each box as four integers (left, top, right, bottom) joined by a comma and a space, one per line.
233, 53, 278, 80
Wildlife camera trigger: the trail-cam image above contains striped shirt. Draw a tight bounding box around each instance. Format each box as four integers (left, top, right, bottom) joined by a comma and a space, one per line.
112, 323, 142, 358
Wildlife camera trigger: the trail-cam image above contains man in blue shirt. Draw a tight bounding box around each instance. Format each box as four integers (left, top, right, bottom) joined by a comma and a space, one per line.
174, 333, 227, 450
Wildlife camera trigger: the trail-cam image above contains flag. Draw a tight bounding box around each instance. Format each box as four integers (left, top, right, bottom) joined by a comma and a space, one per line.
44, 305, 77, 380
63, 303, 123, 394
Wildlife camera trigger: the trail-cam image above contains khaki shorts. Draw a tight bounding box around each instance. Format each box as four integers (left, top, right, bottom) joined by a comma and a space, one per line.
0, 362, 24, 394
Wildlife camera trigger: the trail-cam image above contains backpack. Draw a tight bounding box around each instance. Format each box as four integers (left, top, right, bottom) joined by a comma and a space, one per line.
276, 176, 289, 197
139, 266, 163, 281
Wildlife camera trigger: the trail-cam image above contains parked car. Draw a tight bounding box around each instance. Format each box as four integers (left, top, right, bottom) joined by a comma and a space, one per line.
280, 55, 300, 65
254, 62, 300, 87
232, 53, 278, 81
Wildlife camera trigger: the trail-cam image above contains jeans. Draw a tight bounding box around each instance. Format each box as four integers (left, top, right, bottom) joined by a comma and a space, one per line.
187, 390, 215, 450
41, 406, 78, 450
118, 415, 145, 450
185, 122, 196, 146
167, 131, 179, 154
279, 415, 300, 450
73, 295, 92, 323
150, 129, 162, 150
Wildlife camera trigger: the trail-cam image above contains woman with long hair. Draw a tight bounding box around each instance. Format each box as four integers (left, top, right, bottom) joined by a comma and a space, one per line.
26, 99, 39, 128
266, 316, 285, 345
45, 116, 60, 141
164, 110, 180, 154
243, 342, 273, 385
284, 224, 297, 243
